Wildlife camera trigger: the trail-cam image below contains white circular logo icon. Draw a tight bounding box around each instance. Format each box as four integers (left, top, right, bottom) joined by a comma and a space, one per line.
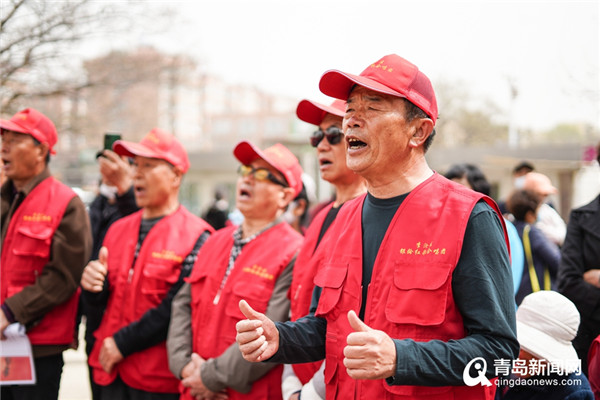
463, 357, 492, 387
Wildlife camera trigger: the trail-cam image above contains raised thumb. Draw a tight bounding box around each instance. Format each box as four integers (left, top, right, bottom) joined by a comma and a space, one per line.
98, 246, 108, 266
347, 310, 372, 332
239, 299, 262, 321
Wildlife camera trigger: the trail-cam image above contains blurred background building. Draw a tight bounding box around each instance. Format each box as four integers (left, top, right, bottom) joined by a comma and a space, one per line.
1, 0, 598, 222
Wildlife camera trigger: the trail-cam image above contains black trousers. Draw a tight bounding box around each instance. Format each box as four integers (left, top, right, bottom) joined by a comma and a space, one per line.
100, 375, 179, 400
1, 353, 64, 400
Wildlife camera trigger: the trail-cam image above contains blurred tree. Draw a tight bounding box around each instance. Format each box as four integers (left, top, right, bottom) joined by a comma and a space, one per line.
434, 78, 508, 147
540, 123, 600, 145
0, 0, 173, 113
80, 47, 197, 144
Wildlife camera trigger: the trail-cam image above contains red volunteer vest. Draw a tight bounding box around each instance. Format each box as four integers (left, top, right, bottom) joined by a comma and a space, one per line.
89, 207, 213, 393
289, 204, 333, 384
0, 176, 79, 345
187, 222, 303, 400
314, 173, 508, 400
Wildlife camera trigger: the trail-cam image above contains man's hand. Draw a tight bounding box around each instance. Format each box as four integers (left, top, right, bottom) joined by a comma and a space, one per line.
0, 309, 10, 340
99, 150, 133, 196
583, 269, 600, 288
343, 310, 397, 380
235, 300, 279, 362
181, 353, 228, 399
81, 247, 108, 292
181, 359, 196, 379
99, 336, 124, 374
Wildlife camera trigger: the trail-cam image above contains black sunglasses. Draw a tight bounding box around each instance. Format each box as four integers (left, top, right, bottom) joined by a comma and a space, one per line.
310, 126, 344, 148
237, 165, 288, 187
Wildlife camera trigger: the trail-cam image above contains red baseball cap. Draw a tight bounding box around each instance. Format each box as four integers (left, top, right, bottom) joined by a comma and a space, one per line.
113, 128, 190, 173
319, 54, 438, 122
296, 99, 345, 126
233, 140, 303, 197
0, 108, 58, 154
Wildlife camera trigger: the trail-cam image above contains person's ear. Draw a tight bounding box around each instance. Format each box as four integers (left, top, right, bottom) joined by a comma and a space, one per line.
293, 198, 307, 217
408, 118, 434, 149
37, 142, 50, 162
171, 166, 184, 187
278, 187, 296, 209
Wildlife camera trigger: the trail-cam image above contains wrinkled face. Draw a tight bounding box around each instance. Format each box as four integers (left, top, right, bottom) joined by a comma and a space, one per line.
236, 158, 289, 220
315, 114, 356, 185
1, 130, 46, 187
131, 156, 178, 211
343, 86, 412, 179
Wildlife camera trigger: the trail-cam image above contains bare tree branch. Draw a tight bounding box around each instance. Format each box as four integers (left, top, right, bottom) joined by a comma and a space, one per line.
0, 0, 26, 29
0, 0, 175, 113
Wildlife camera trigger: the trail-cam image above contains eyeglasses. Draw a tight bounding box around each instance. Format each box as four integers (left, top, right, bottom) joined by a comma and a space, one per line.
310, 126, 344, 147
237, 165, 288, 187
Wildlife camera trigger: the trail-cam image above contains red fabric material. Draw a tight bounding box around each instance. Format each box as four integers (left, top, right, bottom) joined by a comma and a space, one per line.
289, 204, 333, 384
0, 177, 77, 344
314, 173, 505, 400
187, 223, 302, 400
588, 335, 600, 399
89, 207, 212, 393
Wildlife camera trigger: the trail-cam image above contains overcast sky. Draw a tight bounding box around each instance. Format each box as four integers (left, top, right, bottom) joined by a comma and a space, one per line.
111, 0, 599, 132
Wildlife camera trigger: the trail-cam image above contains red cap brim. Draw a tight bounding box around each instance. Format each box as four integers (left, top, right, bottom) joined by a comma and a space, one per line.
233, 141, 265, 166
296, 99, 345, 126
319, 69, 408, 101
0, 119, 30, 135
234, 140, 303, 197
113, 140, 160, 160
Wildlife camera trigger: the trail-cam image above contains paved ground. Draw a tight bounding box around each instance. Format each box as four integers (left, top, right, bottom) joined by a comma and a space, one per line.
59, 326, 91, 400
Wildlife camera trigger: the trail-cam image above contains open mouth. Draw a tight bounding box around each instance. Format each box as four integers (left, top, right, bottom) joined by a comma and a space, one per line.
1, 159, 9, 168
239, 188, 251, 198
347, 137, 367, 150
319, 158, 332, 166
134, 185, 145, 195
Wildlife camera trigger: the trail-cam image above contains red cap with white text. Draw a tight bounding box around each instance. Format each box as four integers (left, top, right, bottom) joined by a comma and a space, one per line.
319, 54, 438, 122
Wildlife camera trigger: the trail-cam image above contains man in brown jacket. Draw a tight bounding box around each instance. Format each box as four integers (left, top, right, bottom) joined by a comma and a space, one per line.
1, 108, 92, 400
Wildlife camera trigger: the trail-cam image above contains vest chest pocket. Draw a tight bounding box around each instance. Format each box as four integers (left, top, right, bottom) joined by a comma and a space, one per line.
313, 263, 348, 318
10, 225, 53, 284
225, 280, 272, 321
385, 261, 453, 326
141, 262, 179, 301
13, 225, 53, 257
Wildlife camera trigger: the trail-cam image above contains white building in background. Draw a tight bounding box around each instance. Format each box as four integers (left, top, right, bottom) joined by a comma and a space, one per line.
572, 163, 600, 208
34, 46, 599, 219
